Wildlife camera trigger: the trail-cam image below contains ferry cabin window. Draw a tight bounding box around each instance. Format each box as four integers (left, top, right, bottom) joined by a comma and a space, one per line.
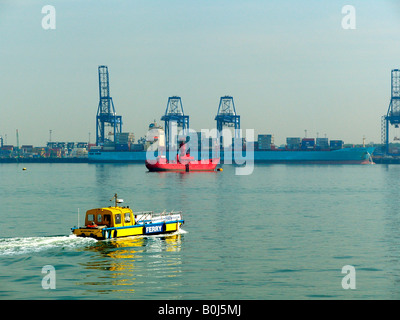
103, 214, 111, 226
97, 214, 102, 223
87, 214, 94, 222
115, 214, 121, 224
124, 212, 131, 223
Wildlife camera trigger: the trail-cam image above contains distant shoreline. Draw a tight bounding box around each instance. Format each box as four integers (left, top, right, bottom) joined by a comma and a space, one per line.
0, 158, 89, 163
1, 157, 400, 164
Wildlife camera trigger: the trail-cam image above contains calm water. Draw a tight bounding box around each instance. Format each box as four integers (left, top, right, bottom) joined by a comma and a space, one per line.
1, 162, 400, 300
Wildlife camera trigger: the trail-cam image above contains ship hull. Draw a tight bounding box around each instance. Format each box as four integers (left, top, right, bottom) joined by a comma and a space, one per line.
89, 148, 375, 164
249, 148, 375, 164
145, 159, 220, 172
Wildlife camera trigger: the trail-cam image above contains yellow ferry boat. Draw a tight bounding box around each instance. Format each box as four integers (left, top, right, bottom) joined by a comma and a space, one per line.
71, 194, 184, 240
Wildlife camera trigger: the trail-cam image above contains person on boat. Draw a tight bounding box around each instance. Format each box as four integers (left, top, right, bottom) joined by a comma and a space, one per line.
103, 215, 110, 227
87, 221, 98, 228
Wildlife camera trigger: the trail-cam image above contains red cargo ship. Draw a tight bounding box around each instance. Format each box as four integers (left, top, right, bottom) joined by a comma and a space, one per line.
145, 142, 220, 172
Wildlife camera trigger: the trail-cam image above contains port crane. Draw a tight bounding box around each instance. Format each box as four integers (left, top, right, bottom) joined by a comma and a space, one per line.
161, 96, 189, 149
96, 66, 122, 146
215, 96, 240, 147
381, 69, 400, 154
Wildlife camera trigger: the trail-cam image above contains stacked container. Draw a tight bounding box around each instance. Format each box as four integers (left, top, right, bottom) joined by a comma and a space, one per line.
115, 132, 135, 151
301, 138, 315, 150
316, 138, 329, 150
103, 141, 115, 151
286, 137, 301, 150
258, 134, 273, 150
330, 140, 344, 150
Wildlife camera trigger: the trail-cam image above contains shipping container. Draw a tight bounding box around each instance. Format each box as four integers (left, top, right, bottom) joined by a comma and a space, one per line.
301, 138, 315, 150
116, 132, 135, 144
33, 147, 45, 153
57, 142, 66, 149
286, 137, 301, 144
286, 137, 301, 150
316, 138, 329, 150
258, 134, 273, 142
115, 143, 129, 151
21, 145, 33, 153
47, 142, 57, 149
258, 143, 272, 150
77, 142, 88, 149
130, 144, 144, 151
258, 134, 273, 150
0, 150, 12, 156
330, 140, 344, 150
316, 138, 329, 145
1, 145, 14, 151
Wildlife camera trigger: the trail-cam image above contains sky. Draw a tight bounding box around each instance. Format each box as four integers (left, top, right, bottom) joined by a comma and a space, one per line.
1, 0, 400, 146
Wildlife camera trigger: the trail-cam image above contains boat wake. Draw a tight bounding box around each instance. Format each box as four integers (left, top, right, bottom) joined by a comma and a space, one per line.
0, 235, 97, 256
0, 230, 187, 255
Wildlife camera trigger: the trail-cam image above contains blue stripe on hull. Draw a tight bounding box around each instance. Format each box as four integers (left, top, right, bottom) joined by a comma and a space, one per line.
89, 148, 375, 163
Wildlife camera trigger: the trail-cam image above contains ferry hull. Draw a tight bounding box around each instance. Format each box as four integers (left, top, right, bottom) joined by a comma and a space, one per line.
72, 221, 184, 240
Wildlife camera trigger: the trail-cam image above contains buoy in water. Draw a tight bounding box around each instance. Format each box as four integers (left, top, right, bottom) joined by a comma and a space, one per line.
217, 168, 223, 172
22, 168, 27, 171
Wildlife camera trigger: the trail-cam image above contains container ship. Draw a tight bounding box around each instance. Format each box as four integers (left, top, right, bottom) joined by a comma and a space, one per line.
88, 147, 374, 164
88, 129, 374, 164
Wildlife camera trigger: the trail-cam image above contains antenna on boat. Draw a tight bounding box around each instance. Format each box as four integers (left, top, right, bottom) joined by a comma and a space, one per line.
111, 193, 124, 207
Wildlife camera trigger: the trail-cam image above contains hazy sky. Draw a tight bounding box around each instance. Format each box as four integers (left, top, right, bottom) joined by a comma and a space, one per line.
1, 0, 400, 146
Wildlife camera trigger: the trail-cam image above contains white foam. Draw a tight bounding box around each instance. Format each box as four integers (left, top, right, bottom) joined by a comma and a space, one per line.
0, 235, 97, 256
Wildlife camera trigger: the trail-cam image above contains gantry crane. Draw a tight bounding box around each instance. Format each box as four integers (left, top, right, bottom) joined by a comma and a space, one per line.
215, 96, 240, 147
96, 66, 122, 146
161, 96, 189, 149
381, 69, 400, 154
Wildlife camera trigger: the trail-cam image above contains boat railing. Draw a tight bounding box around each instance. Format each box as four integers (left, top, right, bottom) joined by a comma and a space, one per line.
134, 211, 153, 223
134, 210, 183, 224
160, 210, 182, 216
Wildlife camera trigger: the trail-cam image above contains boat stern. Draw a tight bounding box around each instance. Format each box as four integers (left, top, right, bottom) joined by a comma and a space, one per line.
71, 226, 104, 240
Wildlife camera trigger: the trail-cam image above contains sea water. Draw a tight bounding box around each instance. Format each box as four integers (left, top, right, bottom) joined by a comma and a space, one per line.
1, 162, 400, 299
